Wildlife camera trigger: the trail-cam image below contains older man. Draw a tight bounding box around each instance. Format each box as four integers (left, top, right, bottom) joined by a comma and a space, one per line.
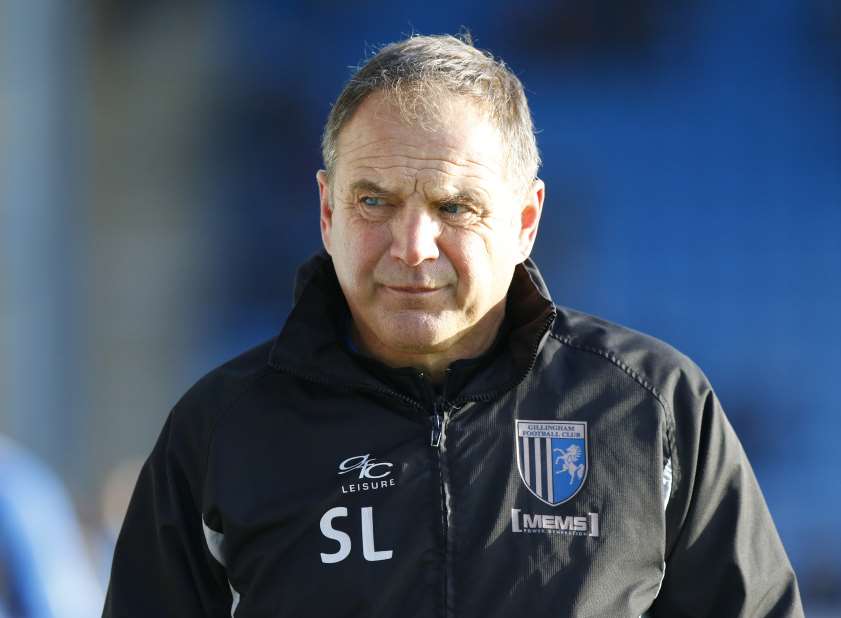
104, 35, 803, 617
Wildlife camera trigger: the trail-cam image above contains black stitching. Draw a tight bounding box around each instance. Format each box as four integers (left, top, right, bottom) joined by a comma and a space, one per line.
547, 331, 679, 492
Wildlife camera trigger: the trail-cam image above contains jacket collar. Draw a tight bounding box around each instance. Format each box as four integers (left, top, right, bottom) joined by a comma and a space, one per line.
268, 251, 555, 405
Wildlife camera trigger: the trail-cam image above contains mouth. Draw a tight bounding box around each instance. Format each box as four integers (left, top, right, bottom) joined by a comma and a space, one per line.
383, 285, 444, 296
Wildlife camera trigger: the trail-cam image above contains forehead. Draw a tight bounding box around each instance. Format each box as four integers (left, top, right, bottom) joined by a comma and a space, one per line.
333, 92, 509, 196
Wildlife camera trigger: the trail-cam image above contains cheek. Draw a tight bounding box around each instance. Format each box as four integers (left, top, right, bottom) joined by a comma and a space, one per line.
447, 235, 497, 293
337, 219, 389, 280
464, 230, 519, 293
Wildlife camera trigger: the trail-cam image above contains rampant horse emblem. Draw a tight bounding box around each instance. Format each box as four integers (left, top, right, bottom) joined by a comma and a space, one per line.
555, 444, 586, 484
515, 420, 588, 506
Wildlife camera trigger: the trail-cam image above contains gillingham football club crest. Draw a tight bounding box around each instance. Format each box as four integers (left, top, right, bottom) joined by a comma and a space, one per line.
516, 420, 588, 506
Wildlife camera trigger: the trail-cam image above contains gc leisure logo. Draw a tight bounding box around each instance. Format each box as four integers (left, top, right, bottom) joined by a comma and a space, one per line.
338, 454, 397, 494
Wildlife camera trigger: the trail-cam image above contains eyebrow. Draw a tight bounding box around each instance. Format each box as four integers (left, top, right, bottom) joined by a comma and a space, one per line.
347, 179, 485, 206
348, 179, 394, 197
440, 190, 484, 206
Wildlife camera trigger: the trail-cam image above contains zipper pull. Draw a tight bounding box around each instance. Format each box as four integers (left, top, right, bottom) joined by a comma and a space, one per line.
430, 411, 442, 448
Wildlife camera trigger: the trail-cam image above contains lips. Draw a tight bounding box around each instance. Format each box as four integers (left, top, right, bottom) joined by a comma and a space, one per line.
384, 285, 442, 294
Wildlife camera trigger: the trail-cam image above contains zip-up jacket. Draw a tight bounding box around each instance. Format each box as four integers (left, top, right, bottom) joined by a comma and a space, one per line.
104, 252, 803, 617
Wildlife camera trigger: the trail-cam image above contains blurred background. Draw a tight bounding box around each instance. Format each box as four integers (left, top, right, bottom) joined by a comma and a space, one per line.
1, 0, 839, 615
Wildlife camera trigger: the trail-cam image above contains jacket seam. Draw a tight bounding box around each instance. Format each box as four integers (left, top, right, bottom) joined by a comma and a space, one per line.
753, 564, 797, 615
547, 331, 679, 488
201, 366, 275, 513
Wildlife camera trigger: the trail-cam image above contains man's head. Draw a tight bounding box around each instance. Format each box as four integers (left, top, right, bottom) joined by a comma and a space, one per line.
321, 33, 540, 193
317, 34, 545, 378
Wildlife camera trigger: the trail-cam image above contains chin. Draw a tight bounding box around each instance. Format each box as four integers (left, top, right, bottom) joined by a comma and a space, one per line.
377, 313, 456, 353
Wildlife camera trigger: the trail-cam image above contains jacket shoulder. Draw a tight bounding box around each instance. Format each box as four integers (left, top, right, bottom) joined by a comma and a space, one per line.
182, 338, 274, 404
548, 305, 719, 499
105, 340, 276, 616
549, 305, 712, 407
172, 338, 276, 426
162, 338, 276, 465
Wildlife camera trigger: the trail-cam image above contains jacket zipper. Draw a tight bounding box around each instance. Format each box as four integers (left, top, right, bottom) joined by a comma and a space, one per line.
277, 313, 555, 618
430, 407, 442, 447
431, 398, 452, 617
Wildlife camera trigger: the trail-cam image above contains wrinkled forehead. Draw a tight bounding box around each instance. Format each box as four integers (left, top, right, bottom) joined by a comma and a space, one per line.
333, 91, 509, 194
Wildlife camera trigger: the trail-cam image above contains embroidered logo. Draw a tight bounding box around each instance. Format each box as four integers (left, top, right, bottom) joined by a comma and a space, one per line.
338, 454, 393, 479
510, 509, 599, 537
337, 454, 397, 495
515, 420, 588, 506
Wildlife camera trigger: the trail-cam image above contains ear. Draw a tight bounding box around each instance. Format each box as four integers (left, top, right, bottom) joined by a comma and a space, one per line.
516, 178, 545, 261
316, 170, 333, 255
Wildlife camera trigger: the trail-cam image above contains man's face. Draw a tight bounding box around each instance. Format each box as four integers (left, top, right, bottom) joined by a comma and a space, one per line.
318, 92, 543, 365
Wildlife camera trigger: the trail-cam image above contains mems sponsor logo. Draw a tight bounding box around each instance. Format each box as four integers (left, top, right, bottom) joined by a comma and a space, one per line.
511, 508, 599, 537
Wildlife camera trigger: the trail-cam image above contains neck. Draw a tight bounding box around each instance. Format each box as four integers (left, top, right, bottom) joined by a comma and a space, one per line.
351, 303, 506, 385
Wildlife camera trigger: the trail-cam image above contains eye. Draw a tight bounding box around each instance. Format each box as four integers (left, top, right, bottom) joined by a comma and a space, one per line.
439, 202, 465, 215
356, 195, 394, 221
439, 202, 481, 224
360, 196, 386, 208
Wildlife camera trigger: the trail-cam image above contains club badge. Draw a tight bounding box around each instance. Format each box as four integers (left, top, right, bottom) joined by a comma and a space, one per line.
515, 420, 588, 506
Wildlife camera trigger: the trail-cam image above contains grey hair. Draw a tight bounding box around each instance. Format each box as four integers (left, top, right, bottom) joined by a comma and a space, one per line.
321, 33, 541, 190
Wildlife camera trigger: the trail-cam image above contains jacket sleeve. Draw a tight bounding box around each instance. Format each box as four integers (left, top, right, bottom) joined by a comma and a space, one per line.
102, 404, 233, 617
651, 371, 803, 617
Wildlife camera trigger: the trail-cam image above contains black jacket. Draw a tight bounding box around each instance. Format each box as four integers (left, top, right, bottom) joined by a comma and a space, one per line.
104, 252, 803, 617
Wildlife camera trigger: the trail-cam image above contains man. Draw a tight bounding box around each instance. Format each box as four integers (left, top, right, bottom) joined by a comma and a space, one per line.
104, 34, 803, 617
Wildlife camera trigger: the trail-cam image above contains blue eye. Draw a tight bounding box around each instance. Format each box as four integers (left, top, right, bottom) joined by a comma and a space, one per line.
440, 202, 464, 215
361, 196, 385, 207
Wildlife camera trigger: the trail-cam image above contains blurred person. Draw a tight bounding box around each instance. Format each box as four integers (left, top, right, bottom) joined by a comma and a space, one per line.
104, 34, 802, 617
0, 435, 103, 617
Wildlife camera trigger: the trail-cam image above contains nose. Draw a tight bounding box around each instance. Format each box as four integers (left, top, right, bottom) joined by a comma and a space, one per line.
389, 206, 441, 266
